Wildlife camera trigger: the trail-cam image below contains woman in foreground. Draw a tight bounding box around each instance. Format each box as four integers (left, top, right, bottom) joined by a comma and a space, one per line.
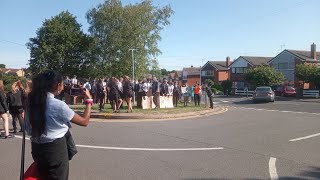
25, 71, 92, 180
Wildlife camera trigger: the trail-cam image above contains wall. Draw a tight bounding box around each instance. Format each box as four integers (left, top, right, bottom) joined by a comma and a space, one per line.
270, 51, 295, 82
229, 57, 249, 68
187, 75, 200, 86
217, 71, 229, 82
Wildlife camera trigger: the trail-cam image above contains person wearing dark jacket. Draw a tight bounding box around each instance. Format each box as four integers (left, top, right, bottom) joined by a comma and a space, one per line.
152, 77, 160, 109
7, 81, 24, 133
96, 79, 105, 112
205, 83, 214, 109
108, 78, 121, 113
172, 80, 180, 107
0, 80, 13, 138
123, 76, 134, 113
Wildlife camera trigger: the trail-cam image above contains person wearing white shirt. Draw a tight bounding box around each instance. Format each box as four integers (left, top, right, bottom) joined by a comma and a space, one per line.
25, 71, 92, 180
167, 82, 174, 96
84, 80, 92, 91
71, 75, 78, 85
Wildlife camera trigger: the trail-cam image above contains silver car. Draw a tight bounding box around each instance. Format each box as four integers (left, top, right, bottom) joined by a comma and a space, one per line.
253, 86, 275, 103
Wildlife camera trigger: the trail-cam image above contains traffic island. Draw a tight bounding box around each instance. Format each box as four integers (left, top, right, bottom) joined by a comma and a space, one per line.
71, 104, 228, 120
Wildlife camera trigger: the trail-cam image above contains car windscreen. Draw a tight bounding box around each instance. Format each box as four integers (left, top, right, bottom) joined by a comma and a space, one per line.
256, 87, 271, 92
286, 86, 295, 90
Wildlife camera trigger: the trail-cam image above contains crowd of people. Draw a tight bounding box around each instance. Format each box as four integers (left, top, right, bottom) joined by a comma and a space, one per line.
0, 75, 215, 139
61, 75, 214, 111
0, 79, 31, 139
0, 71, 215, 179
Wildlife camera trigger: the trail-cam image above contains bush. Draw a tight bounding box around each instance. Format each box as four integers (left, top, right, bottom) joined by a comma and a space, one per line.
221, 80, 232, 95
212, 83, 223, 92
211, 88, 219, 94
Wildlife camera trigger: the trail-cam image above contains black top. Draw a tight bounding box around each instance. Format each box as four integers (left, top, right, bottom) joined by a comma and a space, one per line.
123, 81, 133, 97
7, 90, 24, 114
108, 81, 120, 100
206, 87, 213, 97
0, 91, 8, 113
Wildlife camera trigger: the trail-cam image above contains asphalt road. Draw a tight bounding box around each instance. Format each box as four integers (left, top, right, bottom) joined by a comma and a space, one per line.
1, 97, 320, 179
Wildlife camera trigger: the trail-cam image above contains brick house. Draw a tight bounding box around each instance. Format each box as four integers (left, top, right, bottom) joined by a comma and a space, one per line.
0, 68, 25, 77
200, 57, 231, 84
182, 66, 201, 86
229, 56, 273, 90
168, 70, 183, 85
268, 43, 320, 88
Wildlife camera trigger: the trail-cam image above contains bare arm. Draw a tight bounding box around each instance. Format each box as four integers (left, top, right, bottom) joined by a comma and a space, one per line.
71, 88, 92, 126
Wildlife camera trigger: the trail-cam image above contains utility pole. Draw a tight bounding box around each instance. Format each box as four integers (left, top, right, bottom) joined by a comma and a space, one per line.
129, 48, 137, 104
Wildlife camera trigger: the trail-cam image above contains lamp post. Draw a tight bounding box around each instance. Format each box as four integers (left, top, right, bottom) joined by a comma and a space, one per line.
129, 48, 137, 104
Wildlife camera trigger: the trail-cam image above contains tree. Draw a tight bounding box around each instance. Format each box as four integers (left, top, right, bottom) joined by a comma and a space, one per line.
86, 0, 173, 79
221, 80, 232, 95
27, 11, 96, 77
149, 59, 161, 78
161, 69, 168, 76
296, 63, 320, 89
244, 66, 284, 87
0, 64, 5, 68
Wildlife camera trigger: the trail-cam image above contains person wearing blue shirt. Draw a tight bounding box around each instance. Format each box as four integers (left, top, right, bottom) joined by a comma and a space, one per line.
25, 71, 93, 180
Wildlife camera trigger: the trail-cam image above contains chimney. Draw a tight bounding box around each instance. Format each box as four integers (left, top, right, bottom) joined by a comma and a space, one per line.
226, 56, 231, 67
311, 43, 316, 60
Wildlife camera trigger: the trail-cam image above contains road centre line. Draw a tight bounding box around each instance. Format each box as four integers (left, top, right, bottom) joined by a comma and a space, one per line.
15, 135, 224, 151
289, 132, 320, 142
269, 157, 279, 180
76, 145, 224, 151
235, 107, 320, 115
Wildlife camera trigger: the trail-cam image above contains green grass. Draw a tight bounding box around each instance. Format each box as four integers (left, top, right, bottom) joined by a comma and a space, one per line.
70, 102, 210, 114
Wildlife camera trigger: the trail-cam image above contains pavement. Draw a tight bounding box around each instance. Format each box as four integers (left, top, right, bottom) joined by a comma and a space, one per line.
75, 105, 228, 120
2, 96, 320, 179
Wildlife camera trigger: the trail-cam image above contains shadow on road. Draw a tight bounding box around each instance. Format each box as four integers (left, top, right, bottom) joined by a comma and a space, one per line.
277, 166, 320, 180
232, 99, 255, 105
184, 166, 320, 180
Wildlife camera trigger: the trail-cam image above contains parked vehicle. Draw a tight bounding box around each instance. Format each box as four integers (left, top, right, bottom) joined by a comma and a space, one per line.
253, 86, 275, 103
274, 85, 296, 97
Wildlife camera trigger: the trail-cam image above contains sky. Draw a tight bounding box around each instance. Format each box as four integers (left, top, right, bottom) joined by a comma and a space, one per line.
1, 0, 320, 71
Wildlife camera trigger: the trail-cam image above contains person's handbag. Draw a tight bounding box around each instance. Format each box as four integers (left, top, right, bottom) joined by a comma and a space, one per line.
24, 162, 38, 180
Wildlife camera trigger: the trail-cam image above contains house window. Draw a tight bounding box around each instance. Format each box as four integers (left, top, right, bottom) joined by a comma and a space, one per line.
232, 67, 247, 74
235, 82, 245, 90
278, 63, 288, 69
202, 70, 214, 76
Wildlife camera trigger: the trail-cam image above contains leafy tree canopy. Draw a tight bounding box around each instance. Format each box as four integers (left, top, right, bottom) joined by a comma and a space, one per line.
296, 63, 320, 88
0, 64, 6, 69
86, 0, 173, 79
27, 11, 96, 77
244, 66, 284, 87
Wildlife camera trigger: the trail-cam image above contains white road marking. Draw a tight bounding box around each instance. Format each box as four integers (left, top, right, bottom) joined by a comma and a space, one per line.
269, 157, 279, 180
76, 145, 224, 151
221, 100, 229, 103
289, 132, 320, 142
15, 135, 224, 151
15, 135, 30, 140
235, 107, 320, 115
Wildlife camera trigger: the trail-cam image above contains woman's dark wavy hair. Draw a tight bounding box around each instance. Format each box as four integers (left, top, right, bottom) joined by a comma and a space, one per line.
28, 71, 63, 137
